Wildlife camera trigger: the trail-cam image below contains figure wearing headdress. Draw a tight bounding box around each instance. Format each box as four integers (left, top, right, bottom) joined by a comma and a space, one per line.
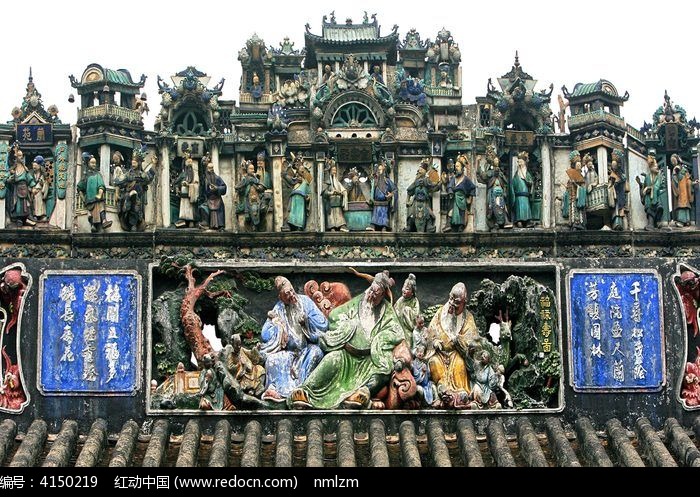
510, 151, 534, 228
562, 150, 586, 230
114, 148, 156, 231
368, 159, 397, 231
671, 153, 697, 227
174, 151, 199, 228
289, 271, 405, 409
444, 154, 476, 232
282, 153, 312, 231
477, 146, 511, 231
322, 158, 348, 231
198, 153, 226, 230
29, 155, 48, 221
77, 152, 112, 232
405, 159, 438, 233
6, 144, 36, 227
608, 150, 630, 231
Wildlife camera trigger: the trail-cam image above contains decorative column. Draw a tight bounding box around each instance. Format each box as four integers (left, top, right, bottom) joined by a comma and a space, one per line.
664, 156, 673, 227
312, 139, 329, 232
597, 146, 609, 185
71, 141, 82, 232
158, 139, 172, 228
49, 140, 69, 229
540, 139, 553, 228
210, 141, 221, 175
379, 137, 398, 232
429, 131, 446, 232
268, 136, 286, 231
99, 143, 111, 181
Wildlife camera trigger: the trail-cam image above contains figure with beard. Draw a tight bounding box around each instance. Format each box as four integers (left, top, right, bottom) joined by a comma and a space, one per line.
511, 151, 534, 228
289, 271, 405, 409
346, 168, 370, 203
563, 151, 587, 230
174, 152, 199, 228
405, 160, 438, 233
425, 282, 479, 404
322, 159, 349, 232
444, 155, 476, 232
235, 160, 267, 231
478, 146, 511, 231
636, 153, 665, 230
114, 152, 156, 231
283, 155, 312, 231
6, 145, 36, 227
77, 153, 112, 232
368, 160, 397, 232
671, 153, 696, 227
609, 151, 630, 231
198, 155, 226, 230
260, 276, 328, 402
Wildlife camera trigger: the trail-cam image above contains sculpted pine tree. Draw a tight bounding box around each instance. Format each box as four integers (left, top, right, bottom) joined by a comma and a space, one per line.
180, 265, 227, 363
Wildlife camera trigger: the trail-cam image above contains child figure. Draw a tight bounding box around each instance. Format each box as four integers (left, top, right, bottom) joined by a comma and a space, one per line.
411, 344, 438, 407
222, 334, 266, 398
469, 349, 503, 410
411, 314, 428, 354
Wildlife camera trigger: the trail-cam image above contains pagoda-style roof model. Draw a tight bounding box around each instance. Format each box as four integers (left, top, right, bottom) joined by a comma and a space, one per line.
564, 79, 629, 106
70, 63, 146, 94
304, 13, 399, 68
562, 79, 629, 149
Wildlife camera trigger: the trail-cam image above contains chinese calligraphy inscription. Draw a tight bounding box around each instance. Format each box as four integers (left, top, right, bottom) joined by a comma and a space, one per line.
569, 270, 664, 392
39, 271, 141, 395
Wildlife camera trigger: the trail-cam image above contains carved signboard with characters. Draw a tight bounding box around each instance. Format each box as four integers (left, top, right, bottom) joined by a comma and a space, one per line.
568, 270, 665, 392
38, 271, 142, 395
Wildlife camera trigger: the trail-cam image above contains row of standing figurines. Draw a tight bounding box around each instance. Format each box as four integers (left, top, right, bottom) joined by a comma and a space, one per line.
562, 150, 698, 232
169, 151, 534, 233
4, 143, 697, 233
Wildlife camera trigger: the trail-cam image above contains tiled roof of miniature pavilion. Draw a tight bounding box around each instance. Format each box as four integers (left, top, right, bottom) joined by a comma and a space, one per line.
321, 23, 381, 42
306, 17, 398, 44
565, 79, 629, 104
304, 16, 399, 67
70, 63, 146, 92
104, 68, 139, 87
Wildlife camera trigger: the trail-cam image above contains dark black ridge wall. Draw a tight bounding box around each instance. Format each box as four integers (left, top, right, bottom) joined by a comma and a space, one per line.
1, 229, 700, 434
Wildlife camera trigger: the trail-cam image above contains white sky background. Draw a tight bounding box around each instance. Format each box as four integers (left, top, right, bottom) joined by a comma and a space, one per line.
3, 0, 698, 131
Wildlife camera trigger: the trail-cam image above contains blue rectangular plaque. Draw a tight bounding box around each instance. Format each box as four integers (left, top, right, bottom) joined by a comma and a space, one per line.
16, 123, 52, 145
39, 271, 141, 395
568, 270, 665, 391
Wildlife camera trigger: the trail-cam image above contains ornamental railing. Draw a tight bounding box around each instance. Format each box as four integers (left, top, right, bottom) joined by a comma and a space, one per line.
568, 109, 625, 130
626, 124, 645, 143
78, 104, 142, 123
239, 93, 275, 104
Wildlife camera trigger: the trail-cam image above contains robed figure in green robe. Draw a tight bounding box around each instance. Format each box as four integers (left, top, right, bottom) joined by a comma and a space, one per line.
289, 272, 405, 409
76, 154, 112, 232
7, 150, 36, 227
636, 154, 667, 230
285, 163, 312, 231
510, 151, 534, 228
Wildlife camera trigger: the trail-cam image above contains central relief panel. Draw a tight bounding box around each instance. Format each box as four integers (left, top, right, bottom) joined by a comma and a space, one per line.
148, 260, 563, 414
